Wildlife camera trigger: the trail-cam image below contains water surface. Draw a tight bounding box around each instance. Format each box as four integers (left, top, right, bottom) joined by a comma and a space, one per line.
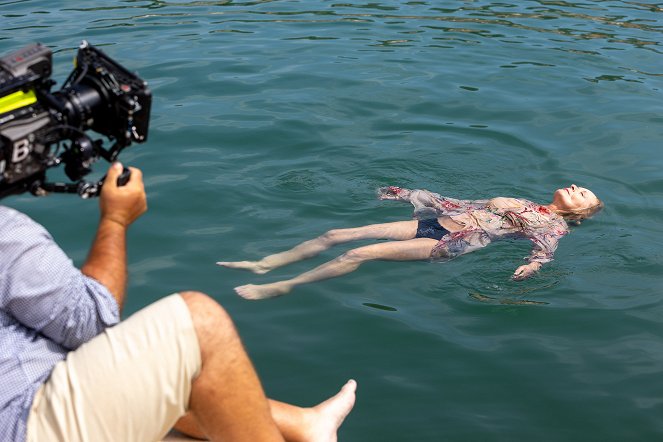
2, 1, 662, 440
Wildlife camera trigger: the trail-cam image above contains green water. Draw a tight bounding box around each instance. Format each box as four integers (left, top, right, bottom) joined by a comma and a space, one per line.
2, 1, 662, 440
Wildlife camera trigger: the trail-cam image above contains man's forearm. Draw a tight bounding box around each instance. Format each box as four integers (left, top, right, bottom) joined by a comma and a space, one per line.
81, 217, 128, 311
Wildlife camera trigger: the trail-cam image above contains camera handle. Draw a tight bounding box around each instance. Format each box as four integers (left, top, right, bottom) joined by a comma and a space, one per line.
116, 167, 132, 186
80, 166, 132, 198
37, 167, 131, 199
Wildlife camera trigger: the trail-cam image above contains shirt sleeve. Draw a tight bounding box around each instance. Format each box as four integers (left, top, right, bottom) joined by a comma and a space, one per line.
378, 186, 485, 218
526, 231, 563, 265
0, 208, 120, 350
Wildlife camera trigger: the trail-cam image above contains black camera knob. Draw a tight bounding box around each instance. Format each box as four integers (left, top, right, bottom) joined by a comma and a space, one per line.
117, 167, 131, 186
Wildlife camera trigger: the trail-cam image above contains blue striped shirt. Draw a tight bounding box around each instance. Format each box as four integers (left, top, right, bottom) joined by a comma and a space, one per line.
0, 206, 120, 441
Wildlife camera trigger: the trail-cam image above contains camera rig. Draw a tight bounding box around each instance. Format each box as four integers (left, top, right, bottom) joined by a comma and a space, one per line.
0, 41, 151, 198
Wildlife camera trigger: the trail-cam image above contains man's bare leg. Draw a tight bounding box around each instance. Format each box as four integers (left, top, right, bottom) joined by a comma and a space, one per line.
181, 291, 282, 441
268, 381, 357, 442
217, 220, 418, 274
235, 238, 438, 300
176, 292, 356, 441
174, 380, 357, 442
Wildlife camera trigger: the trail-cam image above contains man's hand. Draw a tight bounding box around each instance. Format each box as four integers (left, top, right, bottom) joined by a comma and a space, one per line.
512, 262, 541, 281
100, 162, 147, 228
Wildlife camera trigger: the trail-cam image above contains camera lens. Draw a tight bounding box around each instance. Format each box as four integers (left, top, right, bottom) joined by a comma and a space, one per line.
55, 83, 103, 129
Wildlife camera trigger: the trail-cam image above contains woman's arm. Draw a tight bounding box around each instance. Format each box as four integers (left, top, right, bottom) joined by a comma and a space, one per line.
512, 231, 564, 280
378, 187, 483, 219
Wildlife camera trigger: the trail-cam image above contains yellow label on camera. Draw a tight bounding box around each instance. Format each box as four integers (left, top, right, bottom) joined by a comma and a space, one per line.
0, 89, 38, 115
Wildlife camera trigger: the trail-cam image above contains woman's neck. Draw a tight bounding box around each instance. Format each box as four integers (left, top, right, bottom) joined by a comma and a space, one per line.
545, 203, 561, 214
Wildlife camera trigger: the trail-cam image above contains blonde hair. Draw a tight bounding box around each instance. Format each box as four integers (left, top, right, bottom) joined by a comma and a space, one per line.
554, 199, 604, 224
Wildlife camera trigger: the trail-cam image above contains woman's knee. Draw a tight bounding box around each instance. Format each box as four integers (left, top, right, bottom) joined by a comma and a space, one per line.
321, 228, 345, 244
342, 247, 371, 263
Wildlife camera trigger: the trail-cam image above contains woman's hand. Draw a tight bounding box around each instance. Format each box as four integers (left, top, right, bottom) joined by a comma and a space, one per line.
512, 262, 541, 281
377, 186, 411, 200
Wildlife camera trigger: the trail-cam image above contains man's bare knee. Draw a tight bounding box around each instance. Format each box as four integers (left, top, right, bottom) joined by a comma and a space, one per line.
180, 291, 239, 357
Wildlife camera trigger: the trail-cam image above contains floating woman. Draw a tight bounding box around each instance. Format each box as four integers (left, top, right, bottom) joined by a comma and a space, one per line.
218, 184, 603, 300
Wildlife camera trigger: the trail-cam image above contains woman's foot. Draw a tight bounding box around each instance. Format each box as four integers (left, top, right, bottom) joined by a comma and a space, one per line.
234, 282, 291, 300
303, 380, 357, 442
216, 260, 271, 274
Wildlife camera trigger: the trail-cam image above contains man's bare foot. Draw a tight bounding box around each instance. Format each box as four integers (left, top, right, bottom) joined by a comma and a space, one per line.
302, 379, 357, 442
216, 260, 271, 274
234, 282, 291, 300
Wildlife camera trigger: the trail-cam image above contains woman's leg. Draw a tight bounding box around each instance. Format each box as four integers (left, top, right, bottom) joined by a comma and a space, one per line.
217, 220, 419, 274
234, 238, 438, 300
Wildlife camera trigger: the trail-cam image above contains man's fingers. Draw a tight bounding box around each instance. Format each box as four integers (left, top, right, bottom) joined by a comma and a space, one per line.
104, 162, 124, 187
126, 166, 143, 183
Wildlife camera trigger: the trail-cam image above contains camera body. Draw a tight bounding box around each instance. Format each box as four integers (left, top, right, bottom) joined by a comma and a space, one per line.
0, 41, 151, 198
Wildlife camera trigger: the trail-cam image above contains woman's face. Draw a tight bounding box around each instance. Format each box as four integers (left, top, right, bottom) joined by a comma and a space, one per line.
552, 184, 599, 211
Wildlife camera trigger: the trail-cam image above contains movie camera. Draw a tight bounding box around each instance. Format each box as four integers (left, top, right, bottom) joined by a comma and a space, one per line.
0, 41, 151, 198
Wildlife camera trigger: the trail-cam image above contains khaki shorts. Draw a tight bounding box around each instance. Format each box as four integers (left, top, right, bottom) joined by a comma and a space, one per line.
26, 294, 202, 442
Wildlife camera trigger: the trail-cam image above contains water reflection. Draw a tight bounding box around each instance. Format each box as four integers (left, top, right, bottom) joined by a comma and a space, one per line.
469, 292, 550, 306
7, 0, 658, 57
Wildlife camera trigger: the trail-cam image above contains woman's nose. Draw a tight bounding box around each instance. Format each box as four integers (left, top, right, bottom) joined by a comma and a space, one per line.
570, 184, 577, 191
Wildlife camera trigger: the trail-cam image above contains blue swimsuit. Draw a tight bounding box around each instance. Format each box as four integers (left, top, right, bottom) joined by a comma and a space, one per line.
415, 218, 450, 240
